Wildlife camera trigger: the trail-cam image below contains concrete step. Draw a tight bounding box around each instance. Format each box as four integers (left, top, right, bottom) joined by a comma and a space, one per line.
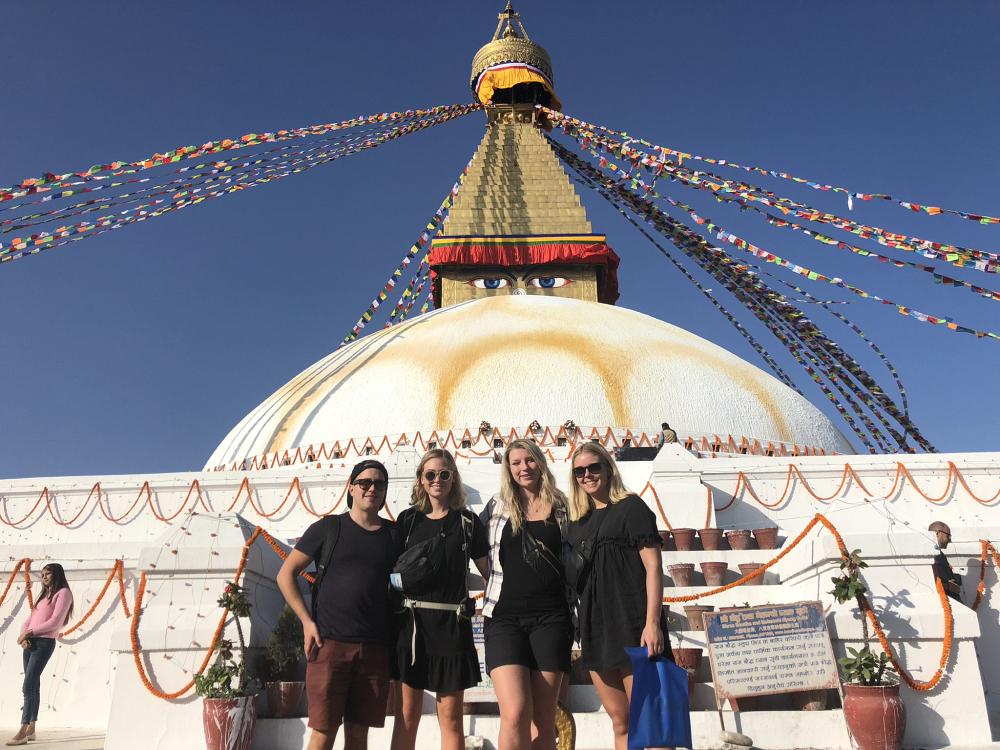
452, 193, 580, 211
446, 209, 589, 221
253, 708, 853, 750
443, 221, 593, 234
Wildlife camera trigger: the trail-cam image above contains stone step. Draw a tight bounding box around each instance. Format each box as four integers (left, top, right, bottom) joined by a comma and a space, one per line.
253, 708, 852, 750
447, 208, 589, 221
452, 194, 581, 207
442, 221, 593, 234
461, 176, 575, 188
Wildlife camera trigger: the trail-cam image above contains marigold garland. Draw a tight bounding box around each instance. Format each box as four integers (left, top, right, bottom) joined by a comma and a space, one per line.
60, 560, 130, 637
0, 559, 32, 608
2, 513, 968, 698
717, 461, 999, 513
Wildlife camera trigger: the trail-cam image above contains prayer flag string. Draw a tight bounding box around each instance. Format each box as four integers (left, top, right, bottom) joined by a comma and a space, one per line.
545, 108, 999, 274
339, 161, 470, 346
540, 106, 1000, 227
552, 135, 932, 453
558, 124, 1000, 342
0, 104, 481, 204
1, 107, 479, 266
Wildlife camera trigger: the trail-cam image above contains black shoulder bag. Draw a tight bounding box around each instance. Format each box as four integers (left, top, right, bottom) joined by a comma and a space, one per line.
563, 509, 608, 594
392, 510, 450, 595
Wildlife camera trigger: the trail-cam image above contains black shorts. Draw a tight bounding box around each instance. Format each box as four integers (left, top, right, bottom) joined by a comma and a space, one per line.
484, 611, 573, 673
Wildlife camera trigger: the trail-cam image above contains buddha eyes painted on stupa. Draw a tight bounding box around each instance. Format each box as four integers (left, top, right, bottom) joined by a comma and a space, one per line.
455, 265, 583, 302
466, 273, 572, 291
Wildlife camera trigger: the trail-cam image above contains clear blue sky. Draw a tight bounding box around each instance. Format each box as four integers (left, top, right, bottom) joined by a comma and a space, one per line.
2, 2, 998, 478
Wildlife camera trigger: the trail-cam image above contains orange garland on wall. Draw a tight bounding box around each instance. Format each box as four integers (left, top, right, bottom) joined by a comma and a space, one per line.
1, 514, 969, 698
0, 476, 350, 528
716, 460, 1000, 512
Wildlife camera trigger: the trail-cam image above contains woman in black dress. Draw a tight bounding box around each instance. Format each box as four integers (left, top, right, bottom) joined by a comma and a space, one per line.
390, 449, 489, 750
566, 442, 669, 750
482, 438, 572, 750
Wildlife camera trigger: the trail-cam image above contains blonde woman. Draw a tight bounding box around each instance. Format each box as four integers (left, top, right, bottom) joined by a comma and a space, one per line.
566, 442, 669, 750
389, 450, 489, 750
481, 439, 572, 750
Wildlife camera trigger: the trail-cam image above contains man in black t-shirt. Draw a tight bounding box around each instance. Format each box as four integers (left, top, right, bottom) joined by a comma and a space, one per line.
276, 460, 398, 750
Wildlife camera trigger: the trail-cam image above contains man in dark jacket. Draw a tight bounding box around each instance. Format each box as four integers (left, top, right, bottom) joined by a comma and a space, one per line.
929, 521, 962, 603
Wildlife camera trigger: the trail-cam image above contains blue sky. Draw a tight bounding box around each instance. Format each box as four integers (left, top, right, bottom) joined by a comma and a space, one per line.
1, 2, 998, 478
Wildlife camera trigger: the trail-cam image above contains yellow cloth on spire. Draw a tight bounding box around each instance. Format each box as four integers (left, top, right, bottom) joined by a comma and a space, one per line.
475, 64, 562, 111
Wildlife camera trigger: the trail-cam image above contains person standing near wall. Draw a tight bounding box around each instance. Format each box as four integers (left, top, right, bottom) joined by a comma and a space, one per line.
389, 449, 490, 750
276, 460, 398, 750
565, 443, 672, 750
481, 439, 573, 750
8, 564, 74, 747
929, 521, 963, 603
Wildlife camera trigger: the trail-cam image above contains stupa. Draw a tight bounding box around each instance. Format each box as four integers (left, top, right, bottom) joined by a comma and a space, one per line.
2, 6, 999, 750
206, 4, 852, 472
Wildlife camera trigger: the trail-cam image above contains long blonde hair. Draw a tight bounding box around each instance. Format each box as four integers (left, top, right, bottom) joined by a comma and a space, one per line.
499, 439, 567, 533
410, 449, 467, 513
567, 442, 633, 521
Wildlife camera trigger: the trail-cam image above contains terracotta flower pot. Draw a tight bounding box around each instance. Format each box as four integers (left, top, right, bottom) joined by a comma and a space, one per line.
699, 561, 728, 586
843, 683, 906, 750
725, 529, 753, 550
683, 604, 715, 630
658, 530, 675, 551
668, 563, 695, 587
265, 681, 304, 718
671, 646, 703, 706
752, 527, 780, 550
698, 528, 724, 551
203, 696, 256, 750
671, 528, 697, 551
738, 563, 766, 585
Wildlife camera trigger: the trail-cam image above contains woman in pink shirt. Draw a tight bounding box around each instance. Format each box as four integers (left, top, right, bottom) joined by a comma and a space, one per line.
7, 564, 74, 747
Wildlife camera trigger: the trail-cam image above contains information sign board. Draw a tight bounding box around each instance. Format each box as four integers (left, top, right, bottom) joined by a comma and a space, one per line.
703, 601, 839, 703
464, 612, 496, 700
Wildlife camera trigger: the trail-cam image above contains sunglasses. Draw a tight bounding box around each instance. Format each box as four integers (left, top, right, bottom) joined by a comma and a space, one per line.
573, 462, 604, 479
423, 469, 453, 482
352, 478, 388, 492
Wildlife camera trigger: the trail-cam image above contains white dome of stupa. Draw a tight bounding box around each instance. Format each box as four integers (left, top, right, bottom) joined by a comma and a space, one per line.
205, 295, 853, 469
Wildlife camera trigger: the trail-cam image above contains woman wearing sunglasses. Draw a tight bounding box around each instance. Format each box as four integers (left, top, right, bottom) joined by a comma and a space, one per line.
481, 439, 572, 750
566, 443, 669, 750
390, 449, 489, 750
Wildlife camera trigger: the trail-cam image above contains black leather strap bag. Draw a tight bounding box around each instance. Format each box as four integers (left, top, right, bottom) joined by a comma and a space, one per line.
563, 509, 607, 593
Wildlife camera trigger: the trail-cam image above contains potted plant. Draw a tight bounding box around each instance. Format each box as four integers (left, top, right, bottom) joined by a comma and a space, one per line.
263, 605, 305, 718
195, 583, 259, 750
831, 550, 905, 750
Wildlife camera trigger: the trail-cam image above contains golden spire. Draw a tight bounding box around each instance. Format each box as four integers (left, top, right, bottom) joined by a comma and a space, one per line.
470, 3, 560, 110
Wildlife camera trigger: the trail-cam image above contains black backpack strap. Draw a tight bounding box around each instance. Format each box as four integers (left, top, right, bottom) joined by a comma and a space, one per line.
310, 514, 341, 623
403, 508, 420, 547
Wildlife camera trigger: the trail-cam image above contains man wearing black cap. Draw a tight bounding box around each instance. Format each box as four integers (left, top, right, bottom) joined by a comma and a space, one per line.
929, 521, 962, 603
277, 459, 398, 750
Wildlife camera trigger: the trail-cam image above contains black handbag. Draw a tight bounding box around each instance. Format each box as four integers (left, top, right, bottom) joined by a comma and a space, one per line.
393, 510, 462, 595
563, 508, 607, 593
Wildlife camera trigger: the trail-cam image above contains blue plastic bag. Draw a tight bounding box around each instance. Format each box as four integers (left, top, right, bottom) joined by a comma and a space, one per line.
626, 646, 693, 749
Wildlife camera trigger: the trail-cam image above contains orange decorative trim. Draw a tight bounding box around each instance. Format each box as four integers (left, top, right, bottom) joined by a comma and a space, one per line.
640, 482, 671, 531
716, 461, 999, 513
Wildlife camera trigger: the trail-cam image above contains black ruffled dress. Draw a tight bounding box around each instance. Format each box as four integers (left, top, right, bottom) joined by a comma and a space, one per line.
392, 508, 489, 692
568, 494, 669, 673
